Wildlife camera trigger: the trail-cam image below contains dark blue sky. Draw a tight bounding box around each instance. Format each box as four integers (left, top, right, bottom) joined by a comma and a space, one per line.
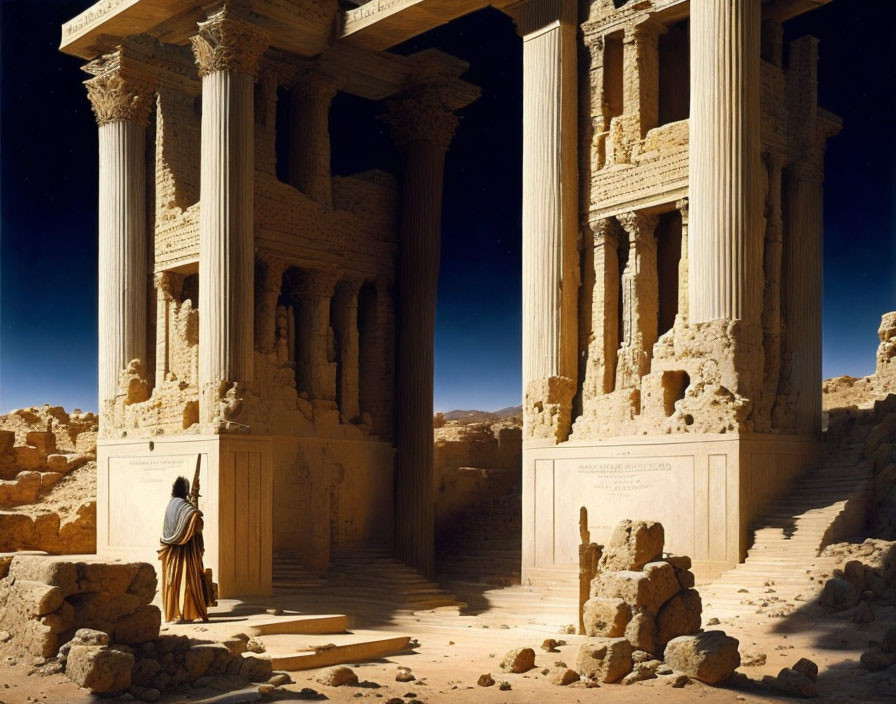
0, 1, 893, 414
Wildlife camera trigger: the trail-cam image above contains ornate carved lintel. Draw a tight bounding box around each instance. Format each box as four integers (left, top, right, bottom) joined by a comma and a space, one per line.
191, 8, 269, 78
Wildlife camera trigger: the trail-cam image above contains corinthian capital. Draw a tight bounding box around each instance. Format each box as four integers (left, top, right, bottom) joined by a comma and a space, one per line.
191, 8, 269, 78
616, 210, 658, 242
382, 87, 460, 153
84, 70, 154, 127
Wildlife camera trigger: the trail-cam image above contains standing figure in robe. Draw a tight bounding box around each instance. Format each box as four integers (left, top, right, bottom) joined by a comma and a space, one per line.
158, 476, 210, 622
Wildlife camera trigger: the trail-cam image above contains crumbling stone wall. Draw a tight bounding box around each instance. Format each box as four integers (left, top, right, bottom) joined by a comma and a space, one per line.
433, 420, 521, 536
530, 0, 841, 442
0, 406, 97, 554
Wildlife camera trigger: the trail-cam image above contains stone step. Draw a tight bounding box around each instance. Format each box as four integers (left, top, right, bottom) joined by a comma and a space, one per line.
246, 614, 350, 637
262, 632, 411, 671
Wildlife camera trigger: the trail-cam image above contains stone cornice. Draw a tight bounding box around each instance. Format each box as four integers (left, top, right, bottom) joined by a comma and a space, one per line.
191, 8, 269, 78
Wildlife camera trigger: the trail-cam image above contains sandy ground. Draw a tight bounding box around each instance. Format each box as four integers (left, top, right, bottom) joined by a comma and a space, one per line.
1, 584, 893, 704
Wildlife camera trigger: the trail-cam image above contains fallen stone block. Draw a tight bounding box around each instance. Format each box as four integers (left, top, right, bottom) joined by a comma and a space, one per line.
576, 637, 633, 683
66, 643, 134, 694
656, 588, 702, 646
547, 667, 579, 686
583, 597, 631, 637
663, 631, 740, 685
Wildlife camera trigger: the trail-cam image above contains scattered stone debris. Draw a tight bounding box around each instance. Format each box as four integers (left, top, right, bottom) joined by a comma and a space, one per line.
547, 667, 579, 686
316, 666, 358, 687
500, 646, 535, 673
476, 673, 494, 687
396, 667, 415, 682
740, 651, 767, 667
541, 638, 559, 652
763, 667, 817, 698
498, 680, 511, 691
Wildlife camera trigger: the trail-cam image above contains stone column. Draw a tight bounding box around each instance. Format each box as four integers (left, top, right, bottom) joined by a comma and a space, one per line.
289, 71, 338, 209
584, 33, 608, 170
255, 255, 286, 353
622, 19, 662, 142
676, 198, 689, 323
153, 272, 182, 388
512, 0, 579, 443
289, 270, 338, 401
583, 218, 620, 398
191, 9, 268, 424
615, 211, 658, 390
331, 279, 361, 422
688, 0, 762, 326
779, 162, 824, 434
84, 68, 154, 420
758, 155, 783, 429
383, 89, 458, 578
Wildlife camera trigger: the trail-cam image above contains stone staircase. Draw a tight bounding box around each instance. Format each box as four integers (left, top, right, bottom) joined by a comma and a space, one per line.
436, 491, 522, 589
702, 434, 871, 621
273, 547, 461, 616
432, 491, 578, 627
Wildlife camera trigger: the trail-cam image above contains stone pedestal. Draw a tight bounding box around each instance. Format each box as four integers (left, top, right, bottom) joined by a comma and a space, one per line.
84, 69, 153, 420
96, 434, 273, 598
522, 433, 819, 583
191, 8, 268, 425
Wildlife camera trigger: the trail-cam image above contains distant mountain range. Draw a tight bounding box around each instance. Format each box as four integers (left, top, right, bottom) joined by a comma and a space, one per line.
439, 406, 522, 422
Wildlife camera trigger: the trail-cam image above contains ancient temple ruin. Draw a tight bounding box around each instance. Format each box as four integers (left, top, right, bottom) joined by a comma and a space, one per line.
59, 0, 841, 597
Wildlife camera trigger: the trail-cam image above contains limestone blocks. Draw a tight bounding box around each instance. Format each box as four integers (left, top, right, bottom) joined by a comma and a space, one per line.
524, 376, 576, 443
583, 521, 700, 655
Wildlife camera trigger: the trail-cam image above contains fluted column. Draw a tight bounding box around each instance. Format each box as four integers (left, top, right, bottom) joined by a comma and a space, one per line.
383, 89, 458, 578
688, 0, 762, 326
289, 270, 338, 401
512, 0, 579, 442
583, 218, 620, 398
676, 198, 689, 323
255, 255, 286, 353
331, 279, 362, 422
615, 211, 658, 389
84, 68, 153, 423
191, 9, 268, 425
289, 71, 338, 209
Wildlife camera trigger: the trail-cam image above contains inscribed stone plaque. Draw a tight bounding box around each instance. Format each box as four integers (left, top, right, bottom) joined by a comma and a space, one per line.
107, 454, 208, 550
553, 455, 695, 564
